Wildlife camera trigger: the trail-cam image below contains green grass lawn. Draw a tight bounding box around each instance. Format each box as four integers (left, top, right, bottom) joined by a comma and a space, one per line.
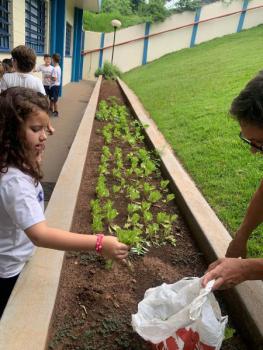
83, 11, 146, 32
123, 25, 263, 258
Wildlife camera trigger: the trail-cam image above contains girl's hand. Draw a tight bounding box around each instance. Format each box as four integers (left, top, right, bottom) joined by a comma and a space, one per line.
101, 236, 129, 260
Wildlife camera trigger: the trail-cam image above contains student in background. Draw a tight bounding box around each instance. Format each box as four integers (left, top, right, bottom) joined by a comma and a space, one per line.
0, 45, 54, 134
50, 53, 62, 117
35, 54, 53, 107
1, 45, 45, 94
2, 59, 14, 73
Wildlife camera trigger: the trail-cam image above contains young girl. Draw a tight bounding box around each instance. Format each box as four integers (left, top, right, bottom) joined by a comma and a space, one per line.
0, 87, 129, 317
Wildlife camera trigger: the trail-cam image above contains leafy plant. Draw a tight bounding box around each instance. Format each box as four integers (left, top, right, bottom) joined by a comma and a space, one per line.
148, 190, 162, 203
95, 61, 122, 80
116, 227, 142, 245
127, 186, 140, 201
96, 175, 110, 198
165, 193, 175, 202
104, 200, 118, 222
127, 203, 141, 214
224, 326, 235, 340
92, 215, 104, 232
146, 223, 159, 235
96, 101, 111, 121
160, 179, 169, 190
143, 210, 153, 223
129, 212, 141, 226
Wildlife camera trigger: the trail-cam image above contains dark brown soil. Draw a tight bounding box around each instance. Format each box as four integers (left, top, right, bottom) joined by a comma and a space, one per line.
47, 80, 248, 350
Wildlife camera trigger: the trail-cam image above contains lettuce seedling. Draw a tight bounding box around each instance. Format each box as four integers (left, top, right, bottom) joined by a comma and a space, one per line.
116, 228, 142, 246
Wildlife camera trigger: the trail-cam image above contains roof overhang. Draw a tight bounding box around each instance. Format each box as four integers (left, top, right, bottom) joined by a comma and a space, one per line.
73, 0, 101, 12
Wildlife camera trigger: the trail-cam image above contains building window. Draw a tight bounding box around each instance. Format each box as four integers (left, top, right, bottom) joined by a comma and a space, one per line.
65, 22, 72, 56
0, 0, 10, 51
25, 0, 46, 54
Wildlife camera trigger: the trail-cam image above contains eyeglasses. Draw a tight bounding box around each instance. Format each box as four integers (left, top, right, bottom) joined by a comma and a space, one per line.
239, 132, 263, 152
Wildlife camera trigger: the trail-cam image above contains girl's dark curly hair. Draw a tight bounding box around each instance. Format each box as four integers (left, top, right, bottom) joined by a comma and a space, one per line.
0, 87, 49, 182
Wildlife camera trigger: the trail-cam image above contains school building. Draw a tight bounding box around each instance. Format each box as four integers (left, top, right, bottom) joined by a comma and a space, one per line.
0, 0, 101, 87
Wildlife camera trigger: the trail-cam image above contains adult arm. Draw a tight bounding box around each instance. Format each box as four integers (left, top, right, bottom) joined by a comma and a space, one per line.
202, 257, 263, 290
226, 179, 263, 258
25, 222, 128, 260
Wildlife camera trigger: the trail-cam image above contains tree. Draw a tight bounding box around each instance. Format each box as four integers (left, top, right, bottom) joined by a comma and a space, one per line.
139, 0, 169, 23
101, 0, 133, 16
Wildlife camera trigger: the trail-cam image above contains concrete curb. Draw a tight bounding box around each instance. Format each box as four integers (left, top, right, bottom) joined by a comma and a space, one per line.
0, 76, 102, 350
117, 77, 263, 348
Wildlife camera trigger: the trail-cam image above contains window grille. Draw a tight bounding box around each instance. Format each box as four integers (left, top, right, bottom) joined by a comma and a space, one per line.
65, 22, 72, 56
0, 0, 10, 50
25, 0, 46, 54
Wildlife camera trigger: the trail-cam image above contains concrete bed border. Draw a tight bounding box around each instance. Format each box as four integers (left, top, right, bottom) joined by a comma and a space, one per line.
0, 75, 262, 349
117, 78, 263, 349
0, 76, 102, 350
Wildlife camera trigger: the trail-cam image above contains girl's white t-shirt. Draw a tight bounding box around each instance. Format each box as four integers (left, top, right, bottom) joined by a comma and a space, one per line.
0, 167, 45, 278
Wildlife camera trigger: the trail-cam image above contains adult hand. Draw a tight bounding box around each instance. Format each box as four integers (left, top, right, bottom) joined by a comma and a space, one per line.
101, 236, 129, 261
202, 258, 247, 290
226, 235, 247, 258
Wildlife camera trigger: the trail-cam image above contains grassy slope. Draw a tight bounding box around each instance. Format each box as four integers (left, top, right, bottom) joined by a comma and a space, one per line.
83, 11, 146, 32
123, 25, 263, 257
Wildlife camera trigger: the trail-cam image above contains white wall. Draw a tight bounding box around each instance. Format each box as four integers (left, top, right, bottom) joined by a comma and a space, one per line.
195, 1, 242, 45
82, 0, 263, 80
63, 0, 75, 85
244, 0, 263, 29
82, 31, 101, 81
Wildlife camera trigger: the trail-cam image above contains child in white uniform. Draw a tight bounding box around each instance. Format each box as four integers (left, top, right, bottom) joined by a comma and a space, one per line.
0, 87, 128, 317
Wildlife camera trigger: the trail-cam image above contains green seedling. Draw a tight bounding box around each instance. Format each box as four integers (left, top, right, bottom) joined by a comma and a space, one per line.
146, 223, 159, 236
104, 200, 118, 222
96, 175, 109, 198
102, 145, 111, 158
116, 227, 142, 246
129, 213, 141, 226
148, 190, 162, 203
127, 186, 140, 201
143, 211, 153, 223
92, 215, 104, 232
143, 182, 155, 195
112, 185, 121, 193
160, 180, 169, 190
141, 201, 151, 212
142, 159, 156, 176
112, 168, 122, 181
165, 193, 175, 202
127, 203, 141, 214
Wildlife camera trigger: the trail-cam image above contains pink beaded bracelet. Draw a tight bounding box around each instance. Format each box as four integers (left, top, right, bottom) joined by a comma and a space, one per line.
95, 234, 104, 253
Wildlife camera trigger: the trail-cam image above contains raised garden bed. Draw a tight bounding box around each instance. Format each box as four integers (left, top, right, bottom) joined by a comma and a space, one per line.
47, 80, 248, 350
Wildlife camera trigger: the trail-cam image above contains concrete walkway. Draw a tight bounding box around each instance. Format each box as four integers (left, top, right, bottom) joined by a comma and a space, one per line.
42, 80, 96, 204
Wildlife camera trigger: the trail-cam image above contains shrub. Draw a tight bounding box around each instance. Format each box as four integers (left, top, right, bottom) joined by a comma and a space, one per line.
95, 61, 122, 80
101, 0, 133, 16
138, 0, 169, 23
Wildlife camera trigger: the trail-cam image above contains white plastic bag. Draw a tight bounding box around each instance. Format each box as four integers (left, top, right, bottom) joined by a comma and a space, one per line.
132, 277, 227, 350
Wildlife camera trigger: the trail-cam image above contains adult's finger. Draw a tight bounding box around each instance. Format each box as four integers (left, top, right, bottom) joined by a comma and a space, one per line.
212, 276, 224, 290
206, 259, 222, 273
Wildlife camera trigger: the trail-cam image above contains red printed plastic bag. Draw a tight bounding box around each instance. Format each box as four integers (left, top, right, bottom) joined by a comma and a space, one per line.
132, 277, 227, 350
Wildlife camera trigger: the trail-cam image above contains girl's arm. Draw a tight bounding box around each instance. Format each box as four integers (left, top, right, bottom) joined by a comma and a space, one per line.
25, 221, 128, 260
226, 179, 263, 258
